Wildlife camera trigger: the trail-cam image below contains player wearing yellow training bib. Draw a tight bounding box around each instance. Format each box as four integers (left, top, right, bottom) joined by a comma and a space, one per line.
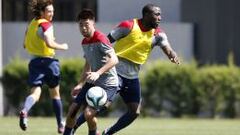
104, 5, 180, 135
73, 3, 181, 135
24, 18, 55, 57
19, 0, 68, 134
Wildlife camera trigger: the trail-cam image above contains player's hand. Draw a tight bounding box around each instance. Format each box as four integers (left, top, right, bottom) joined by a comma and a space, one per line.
169, 51, 180, 65
61, 43, 69, 50
170, 56, 180, 65
71, 84, 82, 97
86, 72, 100, 83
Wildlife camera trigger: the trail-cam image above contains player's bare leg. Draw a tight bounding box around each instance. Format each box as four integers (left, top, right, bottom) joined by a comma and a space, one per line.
63, 103, 80, 135
73, 102, 111, 134
84, 106, 99, 135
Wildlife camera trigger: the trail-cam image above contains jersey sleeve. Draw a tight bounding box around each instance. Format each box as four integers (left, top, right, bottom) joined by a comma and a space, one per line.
99, 42, 114, 55
109, 20, 134, 41
38, 22, 54, 40
98, 35, 114, 54
94, 31, 114, 54
154, 28, 170, 47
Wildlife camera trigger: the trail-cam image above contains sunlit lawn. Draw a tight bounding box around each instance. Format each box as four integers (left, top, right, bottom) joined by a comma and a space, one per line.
0, 117, 240, 135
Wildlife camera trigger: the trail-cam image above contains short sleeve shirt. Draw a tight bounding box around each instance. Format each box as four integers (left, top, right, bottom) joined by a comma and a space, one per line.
109, 19, 170, 79
82, 30, 118, 87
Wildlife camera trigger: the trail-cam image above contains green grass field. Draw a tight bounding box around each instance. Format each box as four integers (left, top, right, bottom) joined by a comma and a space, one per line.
0, 117, 240, 135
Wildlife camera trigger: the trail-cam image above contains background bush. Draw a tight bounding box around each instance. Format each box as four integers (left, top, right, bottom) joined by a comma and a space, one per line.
2, 58, 240, 118
2, 58, 84, 116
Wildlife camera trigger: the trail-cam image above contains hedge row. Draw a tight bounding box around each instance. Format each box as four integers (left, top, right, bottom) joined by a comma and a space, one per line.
2, 58, 240, 118
141, 61, 240, 118
2, 58, 84, 116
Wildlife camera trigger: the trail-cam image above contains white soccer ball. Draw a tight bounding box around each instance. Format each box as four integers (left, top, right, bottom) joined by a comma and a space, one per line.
85, 86, 107, 108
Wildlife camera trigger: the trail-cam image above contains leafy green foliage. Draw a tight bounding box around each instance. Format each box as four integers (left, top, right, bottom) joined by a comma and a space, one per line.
2, 58, 240, 118
1, 58, 84, 116
141, 61, 240, 118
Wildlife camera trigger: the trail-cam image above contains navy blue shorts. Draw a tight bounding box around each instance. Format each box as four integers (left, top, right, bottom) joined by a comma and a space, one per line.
74, 83, 118, 106
28, 57, 60, 88
118, 75, 141, 104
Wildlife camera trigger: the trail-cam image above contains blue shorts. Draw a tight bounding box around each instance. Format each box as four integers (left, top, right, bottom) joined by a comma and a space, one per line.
74, 83, 118, 106
28, 57, 60, 88
118, 75, 141, 104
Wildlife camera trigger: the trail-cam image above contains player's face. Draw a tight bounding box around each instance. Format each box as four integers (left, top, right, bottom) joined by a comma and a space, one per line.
79, 19, 95, 38
41, 5, 54, 21
148, 7, 161, 28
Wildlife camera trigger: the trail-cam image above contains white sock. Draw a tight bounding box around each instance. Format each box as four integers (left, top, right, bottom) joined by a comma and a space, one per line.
23, 96, 36, 112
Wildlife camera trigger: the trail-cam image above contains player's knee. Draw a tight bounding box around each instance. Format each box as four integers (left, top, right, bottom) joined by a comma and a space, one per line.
128, 103, 141, 115
84, 107, 96, 120
96, 106, 108, 116
49, 86, 60, 99
130, 111, 140, 118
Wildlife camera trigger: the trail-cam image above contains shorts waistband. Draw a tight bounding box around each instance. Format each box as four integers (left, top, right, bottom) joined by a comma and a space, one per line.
30, 55, 55, 59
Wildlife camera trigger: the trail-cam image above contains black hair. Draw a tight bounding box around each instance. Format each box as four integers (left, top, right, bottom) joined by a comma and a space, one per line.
142, 4, 158, 17
77, 9, 95, 22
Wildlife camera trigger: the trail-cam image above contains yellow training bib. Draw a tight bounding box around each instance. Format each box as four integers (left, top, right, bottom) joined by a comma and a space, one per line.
24, 18, 55, 57
114, 19, 154, 64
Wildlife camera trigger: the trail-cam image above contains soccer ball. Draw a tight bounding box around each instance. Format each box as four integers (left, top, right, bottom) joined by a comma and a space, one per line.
85, 86, 107, 108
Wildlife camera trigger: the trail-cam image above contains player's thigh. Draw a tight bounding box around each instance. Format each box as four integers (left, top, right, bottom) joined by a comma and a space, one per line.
74, 83, 94, 106
119, 77, 141, 104
28, 58, 45, 87
103, 86, 118, 103
45, 58, 61, 88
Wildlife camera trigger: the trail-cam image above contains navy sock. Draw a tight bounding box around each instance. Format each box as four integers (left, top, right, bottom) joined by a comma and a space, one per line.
107, 111, 138, 134
52, 99, 63, 127
63, 127, 73, 135
89, 129, 97, 135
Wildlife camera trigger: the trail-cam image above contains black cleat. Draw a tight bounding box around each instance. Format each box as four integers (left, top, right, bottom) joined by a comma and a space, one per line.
19, 111, 28, 131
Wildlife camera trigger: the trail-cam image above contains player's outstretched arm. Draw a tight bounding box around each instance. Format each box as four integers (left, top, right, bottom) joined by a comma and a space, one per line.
161, 45, 180, 65
44, 35, 68, 50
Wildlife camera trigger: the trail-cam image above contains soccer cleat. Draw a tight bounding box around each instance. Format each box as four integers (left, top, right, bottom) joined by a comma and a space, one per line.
102, 129, 111, 135
58, 126, 64, 134
19, 111, 28, 131
71, 124, 78, 135
71, 128, 76, 135
58, 121, 65, 134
